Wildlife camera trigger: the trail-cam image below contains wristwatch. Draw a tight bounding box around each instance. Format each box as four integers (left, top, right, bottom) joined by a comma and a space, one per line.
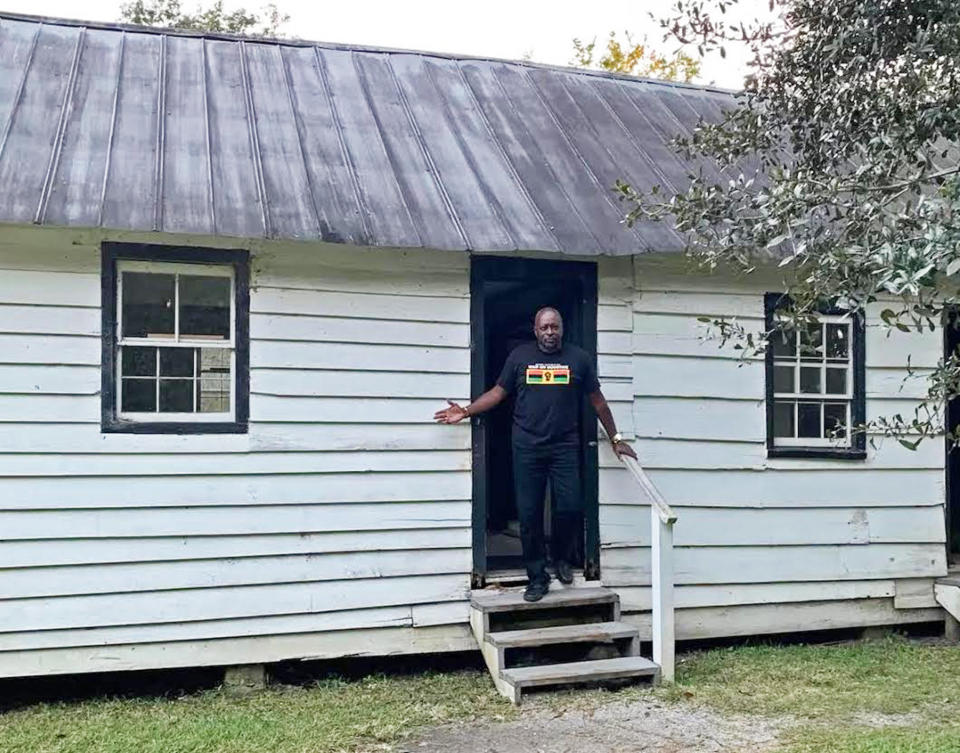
611, 432, 623, 444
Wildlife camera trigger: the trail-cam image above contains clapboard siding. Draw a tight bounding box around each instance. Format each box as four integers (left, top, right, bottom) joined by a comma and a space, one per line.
0, 231, 474, 677
0, 231, 950, 679
605, 257, 948, 621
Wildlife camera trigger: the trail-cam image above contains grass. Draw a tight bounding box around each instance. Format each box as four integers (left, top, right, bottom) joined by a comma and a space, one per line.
654, 634, 960, 753
0, 669, 514, 753
3, 635, 960, 753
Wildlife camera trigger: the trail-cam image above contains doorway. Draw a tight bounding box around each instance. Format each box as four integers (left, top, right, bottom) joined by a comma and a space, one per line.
946, 310, 960, 561
470, 256, 599, 587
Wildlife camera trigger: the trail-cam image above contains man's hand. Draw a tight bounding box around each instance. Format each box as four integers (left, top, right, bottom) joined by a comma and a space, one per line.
612, 439, 637, 460
434, 400, 469, 424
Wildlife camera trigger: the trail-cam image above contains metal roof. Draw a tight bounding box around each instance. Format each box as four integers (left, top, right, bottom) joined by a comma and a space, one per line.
0, 13, 736, 255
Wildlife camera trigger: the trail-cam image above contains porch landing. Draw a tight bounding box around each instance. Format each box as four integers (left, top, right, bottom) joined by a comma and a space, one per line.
470, 585, 660, 704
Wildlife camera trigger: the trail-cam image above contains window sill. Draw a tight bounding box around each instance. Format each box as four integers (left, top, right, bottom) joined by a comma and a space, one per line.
767, 446, 866, 460
101, 419, 248, 435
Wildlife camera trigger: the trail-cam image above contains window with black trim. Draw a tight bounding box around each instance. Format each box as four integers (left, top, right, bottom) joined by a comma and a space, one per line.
765, 293, 865, 459
101, 243, 249, 434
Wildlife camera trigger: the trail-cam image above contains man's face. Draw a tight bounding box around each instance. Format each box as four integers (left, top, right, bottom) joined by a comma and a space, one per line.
534, 310, 563, 353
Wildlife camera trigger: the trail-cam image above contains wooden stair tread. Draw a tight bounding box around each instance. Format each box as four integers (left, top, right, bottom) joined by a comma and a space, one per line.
501, 656, 659, 688
486, 621, 637, 649
470, 586, 616, 613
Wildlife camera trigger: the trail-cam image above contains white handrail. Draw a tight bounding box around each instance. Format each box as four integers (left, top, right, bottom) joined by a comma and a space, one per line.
607, 440, 677, 683
620, 455, 678, 525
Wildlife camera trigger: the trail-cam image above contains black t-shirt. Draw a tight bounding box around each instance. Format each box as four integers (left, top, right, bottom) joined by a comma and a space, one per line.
496, 341, 600, 447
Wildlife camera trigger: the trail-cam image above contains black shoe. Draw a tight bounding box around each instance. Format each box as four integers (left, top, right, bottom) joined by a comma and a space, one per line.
556, 560, 574, 585
523, 580, 549, 602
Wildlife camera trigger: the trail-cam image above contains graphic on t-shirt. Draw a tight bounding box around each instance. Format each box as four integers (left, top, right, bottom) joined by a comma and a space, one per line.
526, 364, 571, 385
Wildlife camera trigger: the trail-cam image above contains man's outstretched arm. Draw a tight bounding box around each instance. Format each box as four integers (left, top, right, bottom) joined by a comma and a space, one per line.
434, 385, 508, 424
588, 389, 637, 459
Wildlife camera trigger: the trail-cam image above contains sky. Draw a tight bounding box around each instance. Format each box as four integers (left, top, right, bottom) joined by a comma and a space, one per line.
0, 0, 767, 89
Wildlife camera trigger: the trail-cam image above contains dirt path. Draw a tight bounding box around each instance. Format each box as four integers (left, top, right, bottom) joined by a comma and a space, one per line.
396, 696, 785, 753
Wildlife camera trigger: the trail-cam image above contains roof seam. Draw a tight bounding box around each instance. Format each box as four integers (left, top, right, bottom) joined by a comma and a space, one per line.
35, 26, 85, 224
525, 67, 648, 252
350, 50, 425, 249
454, 63, 561, 252
385, 54, 470, 251
276, 44, 326, 239
0, 21, 41, 174
498, 68, 606, 252
238, 39, 270, 238
200, 38, 217, 234
584, 78, 686, 247
312, 46, 371, 245
97, 31, 125, 227
421, 56, 518, 251
153, 33, 167, 232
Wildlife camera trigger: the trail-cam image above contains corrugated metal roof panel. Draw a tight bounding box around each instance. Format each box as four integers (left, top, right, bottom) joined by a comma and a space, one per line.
0, 13, 736, 255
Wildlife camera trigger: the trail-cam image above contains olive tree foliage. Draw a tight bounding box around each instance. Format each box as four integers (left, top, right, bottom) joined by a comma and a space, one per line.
120, 0, 289, 36
617, 0, 960, 448
571, 31, 700, 82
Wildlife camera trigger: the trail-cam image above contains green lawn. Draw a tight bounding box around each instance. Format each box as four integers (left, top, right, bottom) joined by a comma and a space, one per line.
3, 636, 960, 753
0, 670, 515, 753
656, 636, 960, 753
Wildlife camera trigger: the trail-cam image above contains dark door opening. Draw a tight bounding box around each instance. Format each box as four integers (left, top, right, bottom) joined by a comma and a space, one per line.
470, 256, 599, 587
946, 310, 960, 561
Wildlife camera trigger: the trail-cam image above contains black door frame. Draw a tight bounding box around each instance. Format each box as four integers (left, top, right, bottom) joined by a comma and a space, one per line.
945, 308, 960, 559
469, 255, 600, 588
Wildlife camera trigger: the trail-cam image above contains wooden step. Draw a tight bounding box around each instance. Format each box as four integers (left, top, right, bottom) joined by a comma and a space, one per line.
470, 586, 616, 613
501, 656, 659, 691
486, 621, 637, 649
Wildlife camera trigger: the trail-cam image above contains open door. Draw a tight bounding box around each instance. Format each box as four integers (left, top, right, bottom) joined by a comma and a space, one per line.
470, 256, 599, 587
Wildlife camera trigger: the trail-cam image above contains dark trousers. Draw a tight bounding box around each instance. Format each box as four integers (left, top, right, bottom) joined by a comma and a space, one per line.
512, 442, 582, 585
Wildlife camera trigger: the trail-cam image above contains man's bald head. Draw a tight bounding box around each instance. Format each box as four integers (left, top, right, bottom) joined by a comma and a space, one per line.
533, 307, 563, 353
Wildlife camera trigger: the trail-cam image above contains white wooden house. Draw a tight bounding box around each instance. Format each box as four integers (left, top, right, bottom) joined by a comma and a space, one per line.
0, 13, 954, 684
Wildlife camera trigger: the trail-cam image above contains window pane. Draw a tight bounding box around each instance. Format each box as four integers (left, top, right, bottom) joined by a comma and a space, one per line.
160, 348, 195, 377
773, 401, 795, 437
826, 368, 847, 395
198, 349, 231, 413
180, 276, 230, 339
799, 367, 821, 394
826, 323, 849, 360
771, 326, 796, 359
799, 324, 824, 361
121, 378, 156, 412
159, 380, 194, 412
122, 273, 175, 338
798, 402, 821, 438
198, 376, 230, 412
773, 365, 794, 393
121, 346, 156, 377
824, 402, 848, 439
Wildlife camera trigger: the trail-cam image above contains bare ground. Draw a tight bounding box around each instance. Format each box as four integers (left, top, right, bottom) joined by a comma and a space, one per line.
394, 695, 786, 753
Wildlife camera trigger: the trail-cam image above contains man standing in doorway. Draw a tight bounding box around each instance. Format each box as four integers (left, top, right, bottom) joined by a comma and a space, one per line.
434, 307, 636, 602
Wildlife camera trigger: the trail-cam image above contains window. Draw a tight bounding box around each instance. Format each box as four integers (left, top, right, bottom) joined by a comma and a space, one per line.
765, 293, 865, 459
102, 243, 249, 433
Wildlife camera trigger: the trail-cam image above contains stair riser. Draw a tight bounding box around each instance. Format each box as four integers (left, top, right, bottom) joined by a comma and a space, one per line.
489, 604, 617, 633
503, 637, 636, 669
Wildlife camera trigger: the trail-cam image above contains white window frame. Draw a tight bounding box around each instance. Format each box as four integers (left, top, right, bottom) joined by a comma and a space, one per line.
771, 312, 854, 449
115, 260, 236, 423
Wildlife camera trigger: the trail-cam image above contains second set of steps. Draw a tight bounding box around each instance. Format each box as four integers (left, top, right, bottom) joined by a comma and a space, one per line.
470, 585, 659, 704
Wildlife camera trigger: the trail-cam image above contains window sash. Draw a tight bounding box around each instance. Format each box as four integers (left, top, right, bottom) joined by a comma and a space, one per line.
115, 261, 236, 422
771, 314, 854, 447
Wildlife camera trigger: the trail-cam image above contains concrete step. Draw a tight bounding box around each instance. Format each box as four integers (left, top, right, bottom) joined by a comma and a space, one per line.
501, 655, 660, 694
470, 586, 617, 614
486, 621, 638, 649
